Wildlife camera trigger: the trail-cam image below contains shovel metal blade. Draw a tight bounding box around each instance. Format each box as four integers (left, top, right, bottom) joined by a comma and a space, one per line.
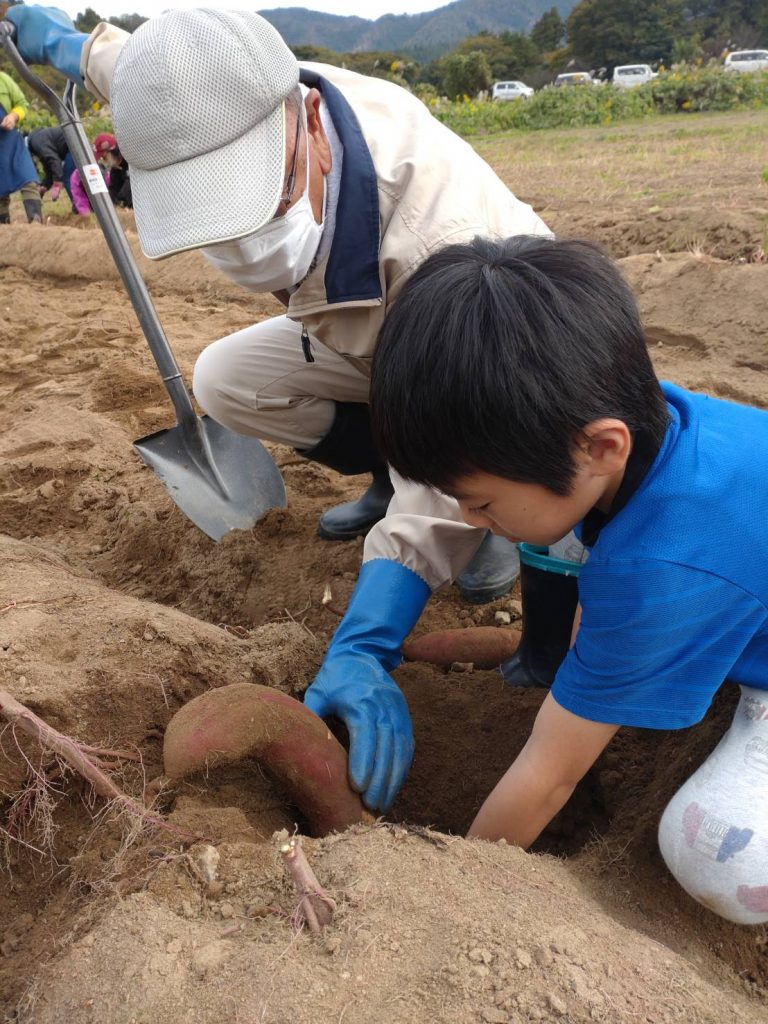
133, 415, 287, 542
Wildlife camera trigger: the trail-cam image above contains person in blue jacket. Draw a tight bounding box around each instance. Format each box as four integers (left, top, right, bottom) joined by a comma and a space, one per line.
368, 234, 768, 924
0, 69, 42, 223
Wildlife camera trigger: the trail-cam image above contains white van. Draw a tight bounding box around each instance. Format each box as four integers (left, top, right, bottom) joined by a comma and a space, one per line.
724, 50, 768, 73
612, 64, 656, 87
553, 72, 599, 87
492, 80, 534, 101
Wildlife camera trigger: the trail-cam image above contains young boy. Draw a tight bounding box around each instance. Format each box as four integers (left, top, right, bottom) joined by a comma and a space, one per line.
370, 235, 768, 924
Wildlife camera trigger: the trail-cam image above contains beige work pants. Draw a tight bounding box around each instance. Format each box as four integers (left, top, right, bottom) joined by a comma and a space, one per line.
192, 315, 371, 450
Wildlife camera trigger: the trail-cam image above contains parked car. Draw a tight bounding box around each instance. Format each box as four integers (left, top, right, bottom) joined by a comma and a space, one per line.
553, 72, 599, 87
612, 64, 657, 87
492, 80, 534, 100
724, 49, 768, 73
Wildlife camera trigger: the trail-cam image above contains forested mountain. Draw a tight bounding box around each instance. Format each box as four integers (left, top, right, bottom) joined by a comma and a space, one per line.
259, 0, 577, 61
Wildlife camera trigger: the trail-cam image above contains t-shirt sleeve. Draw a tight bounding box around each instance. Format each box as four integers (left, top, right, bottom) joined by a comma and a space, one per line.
552, 558, 767, 729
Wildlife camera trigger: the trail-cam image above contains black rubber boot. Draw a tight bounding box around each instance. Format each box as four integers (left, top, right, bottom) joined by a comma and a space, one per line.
500, 544, 582, 688
0, 213, 10, 224
299, 402, 395, 541
316, 467, 394, 540
455, 532, 521, 604
23, 198, 43, 223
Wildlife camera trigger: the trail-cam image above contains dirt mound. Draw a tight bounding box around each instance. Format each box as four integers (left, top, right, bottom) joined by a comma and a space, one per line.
22, 829, 766, 1024
2, 180, 768, 1021
552, 206, 768, 262
0, 221, 246, 302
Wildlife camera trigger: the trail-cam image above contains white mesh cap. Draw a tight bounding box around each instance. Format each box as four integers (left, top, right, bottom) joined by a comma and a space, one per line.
110, 8, 300, 259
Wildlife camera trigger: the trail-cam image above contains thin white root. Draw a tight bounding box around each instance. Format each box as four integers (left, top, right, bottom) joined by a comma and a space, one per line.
278, 835, 336, 935
321, 583, 344, 619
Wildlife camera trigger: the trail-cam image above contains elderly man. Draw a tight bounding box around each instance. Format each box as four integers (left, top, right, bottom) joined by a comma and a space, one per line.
7, 5, 560, 811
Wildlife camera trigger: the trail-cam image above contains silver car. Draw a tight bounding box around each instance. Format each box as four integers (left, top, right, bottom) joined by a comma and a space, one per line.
492, 80, 534, 100
612, 64, 657, 88
724, 49, 768, 73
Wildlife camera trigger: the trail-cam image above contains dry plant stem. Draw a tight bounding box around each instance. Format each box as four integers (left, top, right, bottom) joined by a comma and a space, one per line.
279, 836, 336, 935
0, 593, 80, 616
321, 583, 344, 619
0, 690, 205, 842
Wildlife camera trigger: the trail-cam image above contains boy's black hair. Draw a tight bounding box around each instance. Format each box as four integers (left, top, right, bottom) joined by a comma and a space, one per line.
371, 235, 669, 496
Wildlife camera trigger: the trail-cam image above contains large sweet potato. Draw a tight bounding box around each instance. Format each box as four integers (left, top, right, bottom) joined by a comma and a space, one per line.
402, 627, 520, 669
163, 683, 366, 836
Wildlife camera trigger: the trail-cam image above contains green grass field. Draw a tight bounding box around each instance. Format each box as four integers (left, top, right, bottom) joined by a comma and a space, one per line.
473, 109, 768, 219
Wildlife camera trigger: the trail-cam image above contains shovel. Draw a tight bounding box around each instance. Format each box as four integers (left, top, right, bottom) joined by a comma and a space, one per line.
0, 24, 286, 541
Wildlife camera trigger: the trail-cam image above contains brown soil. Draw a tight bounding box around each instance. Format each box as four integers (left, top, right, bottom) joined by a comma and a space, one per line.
1, 155, 768, 1023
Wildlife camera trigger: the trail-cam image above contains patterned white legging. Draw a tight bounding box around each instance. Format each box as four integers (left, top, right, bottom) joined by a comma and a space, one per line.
659, 686, 768, 924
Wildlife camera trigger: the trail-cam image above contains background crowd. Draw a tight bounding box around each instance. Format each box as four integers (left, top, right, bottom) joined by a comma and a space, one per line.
0, 69, 131, 223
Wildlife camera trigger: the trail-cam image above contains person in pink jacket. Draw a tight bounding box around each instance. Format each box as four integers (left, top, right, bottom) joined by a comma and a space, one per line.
69, 163, 109, 215
69, 166, 91, 215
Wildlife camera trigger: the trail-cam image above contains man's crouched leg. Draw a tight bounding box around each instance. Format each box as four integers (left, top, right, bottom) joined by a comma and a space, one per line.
299, 401, 394, 540
192, 316, 385, 541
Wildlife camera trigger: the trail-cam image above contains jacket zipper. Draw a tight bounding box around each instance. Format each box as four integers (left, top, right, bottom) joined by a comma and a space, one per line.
301, 324, 315, 363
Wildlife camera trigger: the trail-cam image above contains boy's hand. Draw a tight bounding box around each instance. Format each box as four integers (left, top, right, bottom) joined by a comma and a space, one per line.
469, 693, 619, 847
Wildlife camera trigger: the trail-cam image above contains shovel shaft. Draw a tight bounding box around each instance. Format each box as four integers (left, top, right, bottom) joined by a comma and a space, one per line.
0, 25, 197, 432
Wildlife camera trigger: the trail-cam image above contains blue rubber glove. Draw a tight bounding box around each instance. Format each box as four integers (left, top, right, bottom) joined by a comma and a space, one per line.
304, 558, 430, 813
6, 6, 89, 83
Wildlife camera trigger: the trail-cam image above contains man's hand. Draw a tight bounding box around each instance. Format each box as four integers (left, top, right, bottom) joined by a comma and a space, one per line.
304, 653, 414, 812
468, 693, 619, 847
5, 5, 88, 83
302, 558, 431, 814
0, 112, 19, 130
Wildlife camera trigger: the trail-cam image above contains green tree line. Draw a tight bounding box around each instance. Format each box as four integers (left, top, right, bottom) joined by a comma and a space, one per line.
293, 1, 768, 99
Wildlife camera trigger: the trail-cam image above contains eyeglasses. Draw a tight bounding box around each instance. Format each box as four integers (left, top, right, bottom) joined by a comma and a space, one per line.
278, 98, 303, 213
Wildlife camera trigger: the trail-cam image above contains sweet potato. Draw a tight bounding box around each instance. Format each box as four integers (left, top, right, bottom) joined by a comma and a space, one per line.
402, 627, 520, 669
163, 683, 366, 836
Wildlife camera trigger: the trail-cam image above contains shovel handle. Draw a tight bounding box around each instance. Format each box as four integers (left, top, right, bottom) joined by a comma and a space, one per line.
0, 22, 197, 432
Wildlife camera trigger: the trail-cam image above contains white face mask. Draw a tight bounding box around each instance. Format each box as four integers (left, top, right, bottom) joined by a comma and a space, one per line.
202, 110, 324, 293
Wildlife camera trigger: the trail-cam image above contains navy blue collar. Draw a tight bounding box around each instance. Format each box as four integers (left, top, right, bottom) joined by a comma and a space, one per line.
299, 68, 382, 304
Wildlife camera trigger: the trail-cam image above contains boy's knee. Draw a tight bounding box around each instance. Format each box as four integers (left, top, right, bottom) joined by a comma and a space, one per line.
658, 755, 768, 925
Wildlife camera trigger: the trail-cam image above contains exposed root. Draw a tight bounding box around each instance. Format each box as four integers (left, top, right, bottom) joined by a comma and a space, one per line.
2, 756, 64, 862
277, 833, 336, 935
0, 593, 82, 616
0, 690, 207, 850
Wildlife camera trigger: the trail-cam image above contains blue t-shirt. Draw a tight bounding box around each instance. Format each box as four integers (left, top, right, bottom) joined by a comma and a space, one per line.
552, 382, 768, 729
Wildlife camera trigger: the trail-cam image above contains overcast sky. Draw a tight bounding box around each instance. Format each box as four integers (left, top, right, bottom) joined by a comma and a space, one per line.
56, 1, 444, 20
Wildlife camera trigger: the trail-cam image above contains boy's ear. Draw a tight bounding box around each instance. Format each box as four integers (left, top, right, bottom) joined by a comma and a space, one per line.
577, 419, 632, 477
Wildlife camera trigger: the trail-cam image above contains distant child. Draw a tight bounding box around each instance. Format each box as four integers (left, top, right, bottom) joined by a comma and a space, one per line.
69, 166, 97, 216
370, 235, 768, 924
92, 132, 132, 209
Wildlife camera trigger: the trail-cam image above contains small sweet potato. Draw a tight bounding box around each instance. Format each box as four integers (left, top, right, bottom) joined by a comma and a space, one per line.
402, 627, 520, 669
163, 683, 366, 836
